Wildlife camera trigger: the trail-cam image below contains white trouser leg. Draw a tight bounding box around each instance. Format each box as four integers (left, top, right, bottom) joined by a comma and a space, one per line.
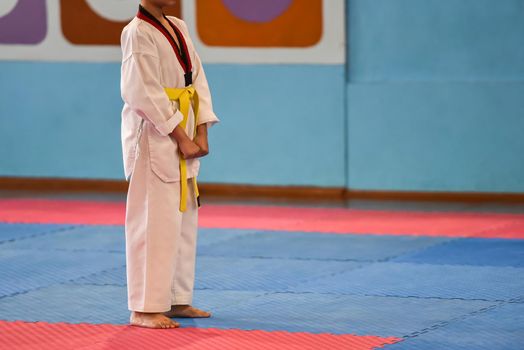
171, 177, 198, 305
125, 131, 189, 313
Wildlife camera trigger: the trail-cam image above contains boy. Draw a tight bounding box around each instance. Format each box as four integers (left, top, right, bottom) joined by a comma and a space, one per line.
120, 0, 220, 329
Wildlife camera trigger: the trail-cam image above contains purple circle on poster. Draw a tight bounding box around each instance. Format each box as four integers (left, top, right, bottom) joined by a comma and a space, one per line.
0, 0, 47, 44
222, 0, 293, 23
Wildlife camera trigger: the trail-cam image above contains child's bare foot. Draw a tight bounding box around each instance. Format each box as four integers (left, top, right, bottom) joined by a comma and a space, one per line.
163, 304, 212, 318
129, 311, 180, 329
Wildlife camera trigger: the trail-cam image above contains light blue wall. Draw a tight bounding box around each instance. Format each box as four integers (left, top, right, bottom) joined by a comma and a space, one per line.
0, 62, 346, 187
346, 0, 524, 193
1, 0, 523, 193
0, 62, 122, 180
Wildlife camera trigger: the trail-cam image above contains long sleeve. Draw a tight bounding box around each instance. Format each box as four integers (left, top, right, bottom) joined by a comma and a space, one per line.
177, 19, 221, 129
192, 49, 221, 129
120, 30, 184, 137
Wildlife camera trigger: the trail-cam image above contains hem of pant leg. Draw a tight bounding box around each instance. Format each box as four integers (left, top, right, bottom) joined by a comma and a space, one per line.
128, 302, 172, 313
171, 293, 193, 305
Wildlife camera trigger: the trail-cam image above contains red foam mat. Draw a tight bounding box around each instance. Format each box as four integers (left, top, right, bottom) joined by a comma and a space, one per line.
0, 320, 401, 350
0, 198, 523, 238
0, 198, 125, 225
199, 204, 524, 239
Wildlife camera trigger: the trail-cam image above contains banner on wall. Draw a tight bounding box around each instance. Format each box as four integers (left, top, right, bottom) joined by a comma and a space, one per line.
0, 0, 345, 64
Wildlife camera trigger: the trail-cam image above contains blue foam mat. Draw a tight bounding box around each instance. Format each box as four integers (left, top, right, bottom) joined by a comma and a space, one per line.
287, 261, 524, 302
383, 302, 524, 350
0, 223, 75, 244
392, 238, 524, 267
194, 292, 495, 336
197, 230, 453, 261
0, 284, 264, 325
0, 282, 495, 336
71, 266, 126, 286
0, 284, 131, 324
0, 225, 258, 254
0, 225, 125, 253
196, 256, 364, 291
72, 256, 366, 292
0, 248, 125, 297
1, 220, 522, 344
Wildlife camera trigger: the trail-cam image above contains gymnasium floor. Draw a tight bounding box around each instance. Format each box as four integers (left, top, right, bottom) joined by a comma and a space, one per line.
0, 191, 523, 349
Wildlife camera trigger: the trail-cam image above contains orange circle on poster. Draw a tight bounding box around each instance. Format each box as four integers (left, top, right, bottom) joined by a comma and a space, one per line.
196, 0, 323, 47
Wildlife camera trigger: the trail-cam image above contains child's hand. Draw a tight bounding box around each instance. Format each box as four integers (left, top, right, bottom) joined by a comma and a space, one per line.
178, 139, 201, 159
193, 123, 209, 158
193, 133, 209, 158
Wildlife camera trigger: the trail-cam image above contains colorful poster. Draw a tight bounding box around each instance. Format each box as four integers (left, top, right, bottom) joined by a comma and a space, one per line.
0, 0, 345, 64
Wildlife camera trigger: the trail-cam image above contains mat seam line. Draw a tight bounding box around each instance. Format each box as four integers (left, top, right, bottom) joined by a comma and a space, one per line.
0, 224, 81, 245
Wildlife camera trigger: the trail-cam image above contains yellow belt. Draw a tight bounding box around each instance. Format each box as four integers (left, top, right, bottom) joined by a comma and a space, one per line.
164, 86, 201, 212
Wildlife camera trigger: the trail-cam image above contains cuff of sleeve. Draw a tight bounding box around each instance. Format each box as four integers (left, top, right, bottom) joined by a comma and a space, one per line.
155, 109, 185, 136
197, 113, 220, 129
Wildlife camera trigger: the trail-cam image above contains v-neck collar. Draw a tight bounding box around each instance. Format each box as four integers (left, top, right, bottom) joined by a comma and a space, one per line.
136, 4, 192, 75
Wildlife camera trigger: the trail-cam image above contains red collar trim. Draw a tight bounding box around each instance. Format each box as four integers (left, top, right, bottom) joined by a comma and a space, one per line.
136, 11, 192, 72
165, 16, 192, 72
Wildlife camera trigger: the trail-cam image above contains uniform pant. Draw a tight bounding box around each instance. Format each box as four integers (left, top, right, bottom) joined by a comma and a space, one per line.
124, 128, 198, 312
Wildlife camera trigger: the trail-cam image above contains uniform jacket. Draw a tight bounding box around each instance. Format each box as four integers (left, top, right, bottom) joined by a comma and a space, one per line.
120, 13, 220, 182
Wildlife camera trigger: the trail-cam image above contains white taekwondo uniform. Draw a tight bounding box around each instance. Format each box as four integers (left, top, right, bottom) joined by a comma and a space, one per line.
120, 4, 220, 312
